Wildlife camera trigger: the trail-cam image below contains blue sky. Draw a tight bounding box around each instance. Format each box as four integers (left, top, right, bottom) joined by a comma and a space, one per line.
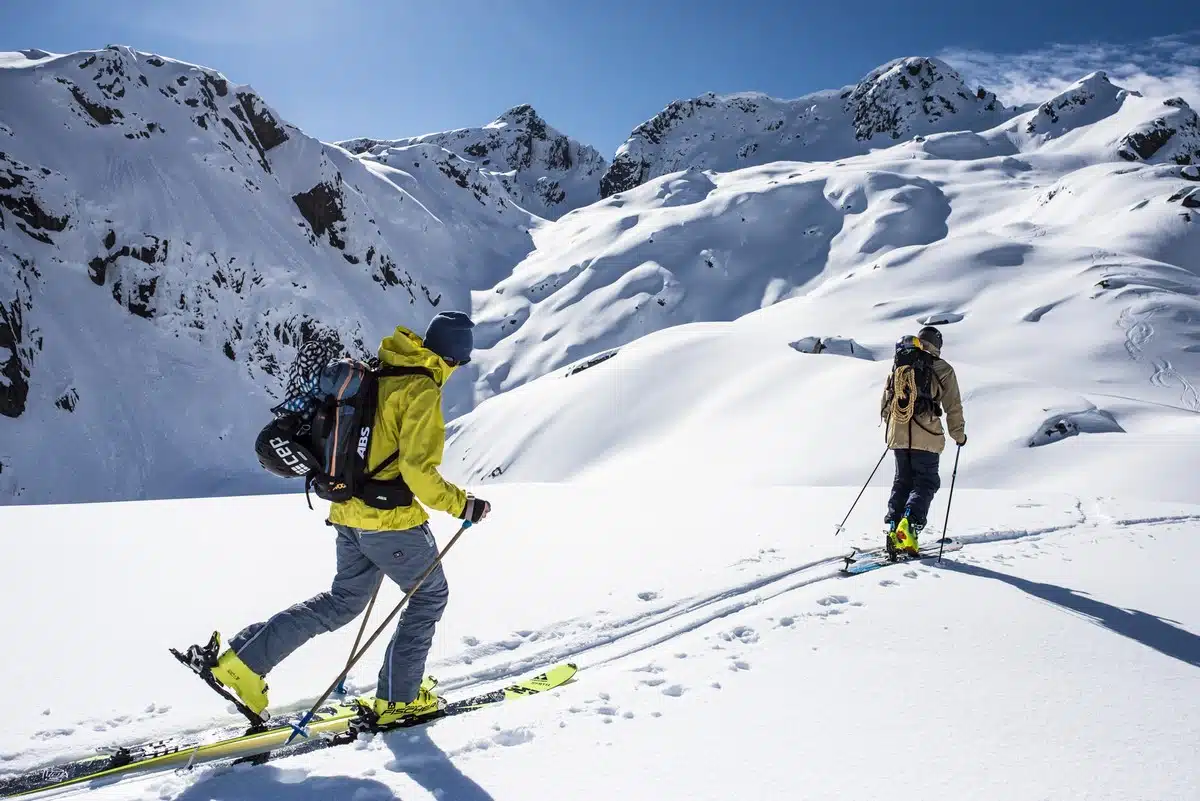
4, 1, 1199, 156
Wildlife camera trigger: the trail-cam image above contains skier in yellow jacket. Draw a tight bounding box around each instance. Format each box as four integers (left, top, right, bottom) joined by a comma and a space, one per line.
204, 312, 490, 727
880, 325, 966, 557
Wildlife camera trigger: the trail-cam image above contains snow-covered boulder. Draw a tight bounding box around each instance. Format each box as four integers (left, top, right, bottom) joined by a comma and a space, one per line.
789, 336, 875, 359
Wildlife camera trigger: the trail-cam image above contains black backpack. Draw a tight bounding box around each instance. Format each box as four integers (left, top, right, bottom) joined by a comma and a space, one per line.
255, 342, 434, 510
883, 335, 942, 424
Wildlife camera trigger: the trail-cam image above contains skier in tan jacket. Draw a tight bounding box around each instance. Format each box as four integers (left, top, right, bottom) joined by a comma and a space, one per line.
880, 325, 966, 557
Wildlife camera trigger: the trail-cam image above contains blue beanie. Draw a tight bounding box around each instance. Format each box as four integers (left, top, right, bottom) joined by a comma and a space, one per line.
423, 311, 474, 364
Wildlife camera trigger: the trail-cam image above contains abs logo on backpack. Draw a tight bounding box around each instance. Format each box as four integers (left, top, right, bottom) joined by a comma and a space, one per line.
357, 426, 371, 460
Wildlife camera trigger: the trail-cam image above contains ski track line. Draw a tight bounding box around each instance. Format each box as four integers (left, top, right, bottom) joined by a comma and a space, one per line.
1150, 358, 1200, 412
1112, 513, 1200, 527
436, 553, 849, 690
451, 519, 1097, 683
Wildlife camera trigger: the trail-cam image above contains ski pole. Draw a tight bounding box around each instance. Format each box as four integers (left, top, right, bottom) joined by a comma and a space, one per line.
286, 520, 473, 743
937, 445, 961, 562
335, 574, 384, 696
834, 447, 889, 536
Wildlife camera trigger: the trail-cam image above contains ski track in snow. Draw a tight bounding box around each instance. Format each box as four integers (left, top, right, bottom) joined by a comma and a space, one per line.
429, 498, 1154, 692
1149, 359, 1200, 412
1118, 305, 1200, 411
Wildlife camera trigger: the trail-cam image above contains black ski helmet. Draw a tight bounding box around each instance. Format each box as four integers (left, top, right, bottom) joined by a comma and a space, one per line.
917, 325, 943, 349
254, 417, 321, 478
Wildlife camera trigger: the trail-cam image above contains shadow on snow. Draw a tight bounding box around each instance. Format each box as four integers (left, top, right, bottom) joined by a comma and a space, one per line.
170, 725, 494, 801
939, 559, 1200, 669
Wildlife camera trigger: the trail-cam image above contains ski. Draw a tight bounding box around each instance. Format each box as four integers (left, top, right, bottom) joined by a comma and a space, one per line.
0, 663, 577, 799
841, 538, 962, 575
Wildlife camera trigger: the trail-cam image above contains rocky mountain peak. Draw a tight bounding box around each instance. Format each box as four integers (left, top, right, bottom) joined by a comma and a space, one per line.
843, 56, 1005, 141
599, 55, 1012, 198
339, 106, 606, 220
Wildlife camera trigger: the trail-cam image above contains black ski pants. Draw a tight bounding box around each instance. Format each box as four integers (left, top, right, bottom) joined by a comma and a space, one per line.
885, 448, 941, 529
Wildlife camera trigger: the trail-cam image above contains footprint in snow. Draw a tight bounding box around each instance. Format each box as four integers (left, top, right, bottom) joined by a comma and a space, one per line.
817, 595, 850, 607
32, 727, 75, 740
449, 728, 536, 757
777, 616, 796, 628
633, 663, 664, 674
273, 767, 311, 785
879, 580, 898, 587
903, 571, 919, 579
720, 626, 759, 644
461, 636, 480, 647
662, 684, 686, 697
637, 591, 660, 602
728, 660, 751, 672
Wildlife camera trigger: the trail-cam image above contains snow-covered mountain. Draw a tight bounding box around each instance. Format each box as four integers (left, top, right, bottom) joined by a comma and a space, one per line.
0, 46, 538, 502
469, 70, 1200, 396
598, 57, 1016, 197
456, 70, 1200, 505
339, 105, 607, 221
3, 47, 1199, 508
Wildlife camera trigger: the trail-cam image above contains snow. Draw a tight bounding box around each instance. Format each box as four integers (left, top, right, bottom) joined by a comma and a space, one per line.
1, 489, 1198, 800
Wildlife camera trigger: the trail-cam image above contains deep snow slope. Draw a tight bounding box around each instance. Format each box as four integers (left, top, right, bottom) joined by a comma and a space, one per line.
599, 57, 1016, 196
459, 72, 1200, 504
476, 71, 1200, 396
340, 104, 608, 221
0, 46, 537, 503
1, 488, 1197, 800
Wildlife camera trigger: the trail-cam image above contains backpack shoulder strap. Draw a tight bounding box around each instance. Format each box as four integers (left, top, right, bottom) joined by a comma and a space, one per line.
362, 366, 437, 479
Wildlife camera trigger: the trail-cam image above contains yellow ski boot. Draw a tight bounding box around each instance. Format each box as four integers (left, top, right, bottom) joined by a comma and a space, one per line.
357, 676, 442, 729
209, 642, 270, 717
889, 517, 921, 558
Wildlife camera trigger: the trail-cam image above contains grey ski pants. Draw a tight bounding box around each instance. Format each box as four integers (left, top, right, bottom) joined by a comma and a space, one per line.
227, 522, 449, 702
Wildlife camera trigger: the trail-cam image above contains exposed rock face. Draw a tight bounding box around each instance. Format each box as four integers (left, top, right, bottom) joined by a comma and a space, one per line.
1117, 99, 1200, 165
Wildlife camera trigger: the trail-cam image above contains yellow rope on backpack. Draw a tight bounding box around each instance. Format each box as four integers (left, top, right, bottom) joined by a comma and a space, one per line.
889, 365, 918, 424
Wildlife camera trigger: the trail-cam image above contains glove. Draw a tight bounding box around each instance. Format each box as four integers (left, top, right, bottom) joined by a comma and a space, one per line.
460, 494, 491, 523
956, 435, 967, 447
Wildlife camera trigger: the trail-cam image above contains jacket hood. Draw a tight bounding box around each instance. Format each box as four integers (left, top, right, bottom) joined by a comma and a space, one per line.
377, 326, 455, 385
919, 338, 942, 358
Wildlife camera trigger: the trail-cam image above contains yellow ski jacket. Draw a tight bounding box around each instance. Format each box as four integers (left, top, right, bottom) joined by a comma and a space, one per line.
327, 326, 468, 531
